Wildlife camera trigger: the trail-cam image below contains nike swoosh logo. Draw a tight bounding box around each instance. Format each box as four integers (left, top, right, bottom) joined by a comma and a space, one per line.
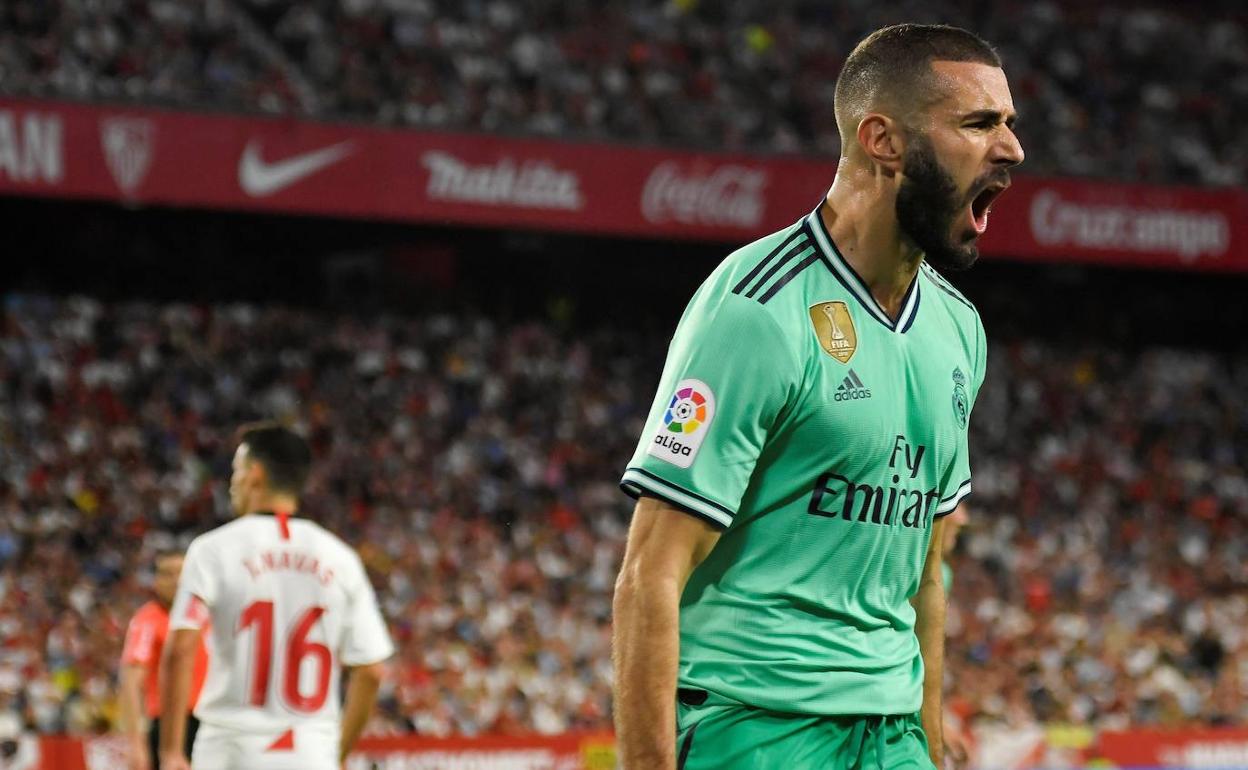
238, 139, 354, 197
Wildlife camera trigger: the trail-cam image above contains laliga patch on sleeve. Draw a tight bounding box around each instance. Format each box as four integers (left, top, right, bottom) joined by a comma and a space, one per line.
646, 378, 716, 469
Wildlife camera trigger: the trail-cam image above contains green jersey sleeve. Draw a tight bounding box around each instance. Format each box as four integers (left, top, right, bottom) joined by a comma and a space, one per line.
621, 288, 798, 529
935, 312, 986, 517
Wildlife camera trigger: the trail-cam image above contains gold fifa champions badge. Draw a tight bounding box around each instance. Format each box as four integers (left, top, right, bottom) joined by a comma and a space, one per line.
809, 301, 857, 364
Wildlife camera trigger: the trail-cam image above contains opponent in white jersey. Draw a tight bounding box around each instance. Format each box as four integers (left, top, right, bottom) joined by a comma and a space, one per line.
159, 423, 394, 770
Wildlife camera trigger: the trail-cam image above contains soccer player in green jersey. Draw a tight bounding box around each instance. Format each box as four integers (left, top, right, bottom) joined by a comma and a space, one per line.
612, 24, 1023, 770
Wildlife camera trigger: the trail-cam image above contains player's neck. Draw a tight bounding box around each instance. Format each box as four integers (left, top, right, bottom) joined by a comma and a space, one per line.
241, 492, 300, 517
823, 168, 923, 321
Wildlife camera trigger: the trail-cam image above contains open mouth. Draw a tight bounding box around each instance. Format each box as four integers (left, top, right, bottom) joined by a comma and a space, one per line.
968, 182, 1008, 235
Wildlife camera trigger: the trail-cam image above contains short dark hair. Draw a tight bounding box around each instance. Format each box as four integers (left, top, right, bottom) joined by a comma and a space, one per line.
835, 24, 1001, 142
237, 421, 312, 496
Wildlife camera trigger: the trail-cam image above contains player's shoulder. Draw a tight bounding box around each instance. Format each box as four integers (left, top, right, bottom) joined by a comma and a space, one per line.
131, 600, 165, 624
189, 515, 254, 549
292, 519, 366, 567
705, 216, 822, 308
685, 215, 828, 349
295, 517, 350, 547
919, 262, 984, 334
919, 262, 987, 379
185, 516, 275, 563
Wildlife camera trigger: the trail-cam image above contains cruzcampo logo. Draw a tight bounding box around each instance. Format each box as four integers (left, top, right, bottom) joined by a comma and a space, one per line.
952, 367, 968, 429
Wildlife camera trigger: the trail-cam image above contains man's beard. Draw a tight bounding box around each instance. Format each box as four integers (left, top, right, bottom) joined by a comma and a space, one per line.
896, 136, 979, 272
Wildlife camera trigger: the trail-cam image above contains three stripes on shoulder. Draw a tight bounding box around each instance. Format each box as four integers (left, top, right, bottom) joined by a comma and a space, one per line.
731, 230, 821, 305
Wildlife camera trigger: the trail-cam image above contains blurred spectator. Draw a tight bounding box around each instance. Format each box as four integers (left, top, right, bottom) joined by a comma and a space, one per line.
0, 292, 1242, 739
2, 1, 1245, 186
946, 343, 1248, 732
0, 295, 635, 736
0, 0, 297, 114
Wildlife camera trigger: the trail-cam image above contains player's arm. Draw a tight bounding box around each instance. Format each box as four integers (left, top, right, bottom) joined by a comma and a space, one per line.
117, 662, 149, 770
119, 611, 158, 770
339, 554, 396, 765
613, 495, 721, 770
614, 286, 794, 768
913, 516, 948, 768
339, 660, 387, 764
158, 625, 201, 767
159, 539, 215, 770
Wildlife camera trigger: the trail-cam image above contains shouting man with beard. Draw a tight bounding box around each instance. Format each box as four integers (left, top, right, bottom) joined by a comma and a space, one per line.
613, 24, 1023, 770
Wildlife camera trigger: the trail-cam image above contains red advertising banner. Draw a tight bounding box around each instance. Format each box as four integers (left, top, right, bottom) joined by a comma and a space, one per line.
24, 728, 1248, 769
979, 176, 1245, 272
973, 724, 1248, 769
1, 98, 1245, 271
350, 733, 616, 770
1095, 727, 1248, 769
27, 733, 616, 770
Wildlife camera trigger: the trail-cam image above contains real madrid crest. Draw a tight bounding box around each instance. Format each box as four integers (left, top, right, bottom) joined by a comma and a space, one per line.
809, 301, 857, 364
952, 367, 968, 429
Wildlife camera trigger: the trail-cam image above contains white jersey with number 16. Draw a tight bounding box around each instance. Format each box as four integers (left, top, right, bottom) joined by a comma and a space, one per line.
169, 513, 394, 734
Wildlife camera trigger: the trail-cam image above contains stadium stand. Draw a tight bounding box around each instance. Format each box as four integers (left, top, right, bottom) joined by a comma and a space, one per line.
1, 0, 1245, 185
0, 284, 1243, 739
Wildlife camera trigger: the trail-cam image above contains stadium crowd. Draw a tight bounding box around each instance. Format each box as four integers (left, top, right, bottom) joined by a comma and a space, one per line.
0, 292, 1243, 744
1, 0, 1245, 186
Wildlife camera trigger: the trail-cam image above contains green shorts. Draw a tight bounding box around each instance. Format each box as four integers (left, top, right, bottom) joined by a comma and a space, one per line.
675, 688, 935, 770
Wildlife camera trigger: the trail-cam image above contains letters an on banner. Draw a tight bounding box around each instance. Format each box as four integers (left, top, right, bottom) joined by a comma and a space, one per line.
0, 97, 1244, 272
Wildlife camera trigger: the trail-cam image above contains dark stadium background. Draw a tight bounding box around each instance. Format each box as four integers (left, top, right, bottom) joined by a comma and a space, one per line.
5, 197, 1246, 347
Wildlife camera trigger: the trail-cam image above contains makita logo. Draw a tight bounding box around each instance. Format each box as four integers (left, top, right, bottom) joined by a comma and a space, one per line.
834, 370, 871, 401
808, 435, 937, 529
422, 151, 584, 210
1029, 188, 1229, 261
641, 161, 767, 229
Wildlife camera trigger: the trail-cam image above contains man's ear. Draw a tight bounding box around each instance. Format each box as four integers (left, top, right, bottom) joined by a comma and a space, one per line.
856, 113, 906, 176
247, 460, 267, 489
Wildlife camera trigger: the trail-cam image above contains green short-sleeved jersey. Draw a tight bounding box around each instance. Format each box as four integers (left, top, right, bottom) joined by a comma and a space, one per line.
621, 206, 986, 716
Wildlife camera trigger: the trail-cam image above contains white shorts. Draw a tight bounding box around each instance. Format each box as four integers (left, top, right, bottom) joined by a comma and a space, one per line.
191, 722, 339, 770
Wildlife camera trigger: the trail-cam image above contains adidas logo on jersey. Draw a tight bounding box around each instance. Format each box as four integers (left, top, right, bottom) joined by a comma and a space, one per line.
834, 369, 872, 401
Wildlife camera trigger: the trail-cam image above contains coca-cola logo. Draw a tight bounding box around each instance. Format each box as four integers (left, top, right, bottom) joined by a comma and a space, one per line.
1029, 189, 1230, 262
641, 161, 768, 229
